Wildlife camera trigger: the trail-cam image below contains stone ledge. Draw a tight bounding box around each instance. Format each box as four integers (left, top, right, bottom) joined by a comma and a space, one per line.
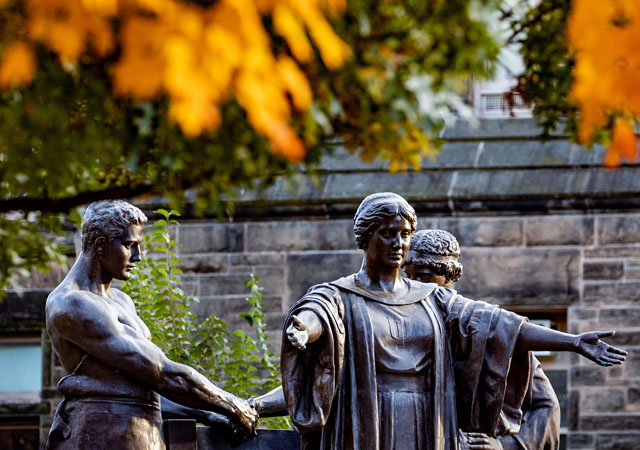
197, 428, 299, 450
164, 420, 300, 450
441, 118, 564, 140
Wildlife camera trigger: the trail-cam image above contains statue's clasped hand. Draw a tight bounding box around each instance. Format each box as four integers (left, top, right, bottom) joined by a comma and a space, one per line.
233, 397, 259, 434
286, 315, 309, 350
575, 330, 627, 366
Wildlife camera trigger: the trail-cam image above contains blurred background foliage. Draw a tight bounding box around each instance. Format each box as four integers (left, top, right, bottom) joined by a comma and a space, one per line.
0, 0, 638, 292
121, 210, 289, 428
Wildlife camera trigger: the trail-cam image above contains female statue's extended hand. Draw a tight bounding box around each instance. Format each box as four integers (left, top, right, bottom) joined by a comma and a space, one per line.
574, 330, 627, 366
286, 315, 310, 350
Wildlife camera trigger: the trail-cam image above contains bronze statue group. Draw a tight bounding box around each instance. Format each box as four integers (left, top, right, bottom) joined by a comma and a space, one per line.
45, 194, 626, 450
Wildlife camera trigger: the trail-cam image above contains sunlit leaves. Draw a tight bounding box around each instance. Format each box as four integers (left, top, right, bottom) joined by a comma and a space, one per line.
515, 0, 639, 165
0, 41, 35, 87
0, 0, 515, 285
0, 213, 68, 298
0, 0, 349, 160
513, 0, 577, 136
567, 0, 639, 166
606, 117, 638, 168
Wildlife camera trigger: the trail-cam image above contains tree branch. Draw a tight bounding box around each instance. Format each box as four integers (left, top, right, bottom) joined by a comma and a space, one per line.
0, 184, 154, 214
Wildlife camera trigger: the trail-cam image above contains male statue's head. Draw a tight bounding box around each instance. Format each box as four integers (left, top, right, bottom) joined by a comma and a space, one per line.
403, 229, 463, 288
81, 200, 148, 281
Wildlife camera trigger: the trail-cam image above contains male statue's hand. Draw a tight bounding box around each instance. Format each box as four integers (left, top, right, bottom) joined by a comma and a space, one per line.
286, 315, 309, 350
574, 330, 627, 367
459, 432, 503, 450
204, 410, 253, 445
202, 411, 233, 427
233, 397, 259, 433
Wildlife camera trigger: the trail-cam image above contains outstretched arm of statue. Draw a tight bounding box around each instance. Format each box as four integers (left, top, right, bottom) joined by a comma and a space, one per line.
517, 322, 627, 366
48, 292, 258, 432
285, 310, 323, 350
250, 386, 288, 417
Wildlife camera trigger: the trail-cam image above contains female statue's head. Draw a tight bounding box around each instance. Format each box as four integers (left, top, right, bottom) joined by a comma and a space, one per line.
353, 192, 417, 250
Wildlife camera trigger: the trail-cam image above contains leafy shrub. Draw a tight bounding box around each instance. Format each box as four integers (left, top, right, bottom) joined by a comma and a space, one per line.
122, 208, 289, 429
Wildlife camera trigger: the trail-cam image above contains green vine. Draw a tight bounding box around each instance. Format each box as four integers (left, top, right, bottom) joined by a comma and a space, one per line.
122, 209, 290, 429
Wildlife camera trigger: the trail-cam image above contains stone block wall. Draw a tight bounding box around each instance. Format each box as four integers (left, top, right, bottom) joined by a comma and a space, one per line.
3, 119, 640, 449
4, 212, 640, 450
171, 211, 640, 450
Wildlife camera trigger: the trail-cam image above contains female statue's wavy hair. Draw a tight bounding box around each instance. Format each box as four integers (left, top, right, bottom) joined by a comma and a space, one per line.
353, 192, 417, 250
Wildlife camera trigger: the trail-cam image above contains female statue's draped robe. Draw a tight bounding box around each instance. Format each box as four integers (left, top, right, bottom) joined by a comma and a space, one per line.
281, 275, 533, 450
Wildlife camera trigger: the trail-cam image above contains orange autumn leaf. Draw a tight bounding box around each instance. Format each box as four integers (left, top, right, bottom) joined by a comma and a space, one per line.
273, 3, 313, 63
276, 55, 312, 110
81, 0, 118, 15
266, 121, 305, 161
605, 118, 638, 168
112, 17, 165, 99
569, 0, 640, 152
169, 99, 221, 137
289, 1, 350, 69
0, 41, 36, 87
6, 0, 351, 160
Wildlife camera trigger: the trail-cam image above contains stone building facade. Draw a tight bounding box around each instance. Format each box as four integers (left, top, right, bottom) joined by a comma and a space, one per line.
1, 119, 639, 449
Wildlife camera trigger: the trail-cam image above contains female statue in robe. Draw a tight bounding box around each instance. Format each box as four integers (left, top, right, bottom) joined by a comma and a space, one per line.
281, 192, 625, 450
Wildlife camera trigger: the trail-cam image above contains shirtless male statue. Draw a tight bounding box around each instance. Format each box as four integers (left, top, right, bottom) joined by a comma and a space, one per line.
45, 200, 258, 450
404, 229, 561, 450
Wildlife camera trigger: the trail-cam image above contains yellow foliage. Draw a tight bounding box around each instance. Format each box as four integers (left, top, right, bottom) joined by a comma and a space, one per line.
288, 1, 350, 69
169, 99, 221, 137
0, 41, 35, 87
81, 0, 117, 15
605, 118, 638, 168
4, 0, 351, 160
27, 0, 114, 62
322, 0, 346, 15
112, 17, 166, 99
276, 56, 312, 110
273, 4, 313, 62
568, 0, 640, 163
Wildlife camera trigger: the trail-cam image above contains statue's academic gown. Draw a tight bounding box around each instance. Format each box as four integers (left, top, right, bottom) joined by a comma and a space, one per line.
281, 275, 532, 450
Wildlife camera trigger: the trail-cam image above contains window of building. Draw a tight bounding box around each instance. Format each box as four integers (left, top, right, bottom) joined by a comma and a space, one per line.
0, 336, 42, 404
472, 1, 537, 119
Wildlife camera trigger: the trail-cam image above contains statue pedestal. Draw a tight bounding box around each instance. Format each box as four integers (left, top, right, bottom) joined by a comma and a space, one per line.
164, 420, 300, 450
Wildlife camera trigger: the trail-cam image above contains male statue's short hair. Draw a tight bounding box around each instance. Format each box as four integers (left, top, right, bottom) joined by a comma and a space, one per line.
405, 229, 463, 284
81, 200, 147, 252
